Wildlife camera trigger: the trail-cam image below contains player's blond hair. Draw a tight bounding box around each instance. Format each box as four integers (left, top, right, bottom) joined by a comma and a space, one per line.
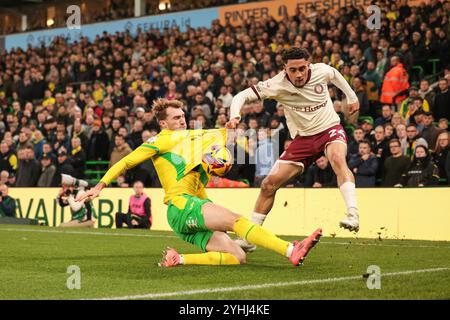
152, 98, 184, 121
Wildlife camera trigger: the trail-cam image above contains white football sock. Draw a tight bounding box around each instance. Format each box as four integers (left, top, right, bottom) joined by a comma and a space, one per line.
179, 255, 185, 265
286, 243, 294, 258
339, 182, 358, 215
251, 212, 267, 226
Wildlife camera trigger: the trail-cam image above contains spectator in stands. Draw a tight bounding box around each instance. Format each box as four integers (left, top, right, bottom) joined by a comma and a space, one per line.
0, 171, 10, 186
87, 119, 110, 161
405, 124, 428, 159
16, 129, 33, 152
400, 87, 431, 120
110, 134, 132, 168
384, 123, 395, 140
0, 184, 16, 218
422, 112, 444, 150
409, 106, 426, 132
130, 119, 144, 148
372, 125, 391, 169
254, 128, 275, 187
380, 55, 409, 106
311, 156, 337, 188
218, 85, 233, 109
52, 148, 74, 187
348, 140, 378, 187
362, 60, 382, 105
438, 118, 448, 131
396, 145, 440, 187
115, 181, 152, 229
381, 139, 411, 187
433, 78, 450, 122
418, 79, 435, 111
395, 123, 408, 156
70, 118, 89, 150
15, 146, 40, 187
250, 103, 271, 128
432, 131, 449, 183
352, 77, 370, 117
52, 129, 70, 153
32, 129, 46, 159
348, 127, 365, 158
0, 141, 17, 174
374, 105, 394, 127
69, 137, 86, 179
37, 153, 56, 187
360, 118, 374, 140
391, 112, 406, 129
40, 142, 56, 163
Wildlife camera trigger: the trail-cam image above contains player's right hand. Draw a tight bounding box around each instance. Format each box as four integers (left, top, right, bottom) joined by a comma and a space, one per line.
225, 117, 240, 129
348, 101, 360, 115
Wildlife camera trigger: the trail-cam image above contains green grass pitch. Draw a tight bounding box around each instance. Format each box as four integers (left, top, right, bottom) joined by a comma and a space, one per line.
1, 224, 449, 300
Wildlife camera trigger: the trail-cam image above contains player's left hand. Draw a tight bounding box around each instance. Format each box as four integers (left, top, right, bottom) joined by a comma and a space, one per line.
348, 101, 360, 115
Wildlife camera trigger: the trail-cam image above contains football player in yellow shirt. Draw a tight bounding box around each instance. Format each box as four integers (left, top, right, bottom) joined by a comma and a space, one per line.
78, 99, 322, 267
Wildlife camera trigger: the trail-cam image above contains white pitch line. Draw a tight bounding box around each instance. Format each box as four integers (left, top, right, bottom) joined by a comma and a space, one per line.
0, 227, 449, 249
95, 267, 450, 300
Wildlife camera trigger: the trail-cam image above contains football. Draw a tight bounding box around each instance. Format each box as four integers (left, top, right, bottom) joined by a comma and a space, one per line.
202, 145, 233, 176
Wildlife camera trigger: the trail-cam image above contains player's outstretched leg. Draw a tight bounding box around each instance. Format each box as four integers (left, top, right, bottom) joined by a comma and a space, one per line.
202, 202, 321, 266
236, 160, 304, 252
326, 142, 360, 232
159, 232, 245, 267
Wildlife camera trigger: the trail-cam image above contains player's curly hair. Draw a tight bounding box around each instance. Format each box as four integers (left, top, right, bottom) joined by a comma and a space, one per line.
152, 98, 184, 121
282, 47, 310, 64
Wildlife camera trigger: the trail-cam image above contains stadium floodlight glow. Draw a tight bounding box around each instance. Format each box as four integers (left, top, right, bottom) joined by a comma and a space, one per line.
46, 18, 54, 27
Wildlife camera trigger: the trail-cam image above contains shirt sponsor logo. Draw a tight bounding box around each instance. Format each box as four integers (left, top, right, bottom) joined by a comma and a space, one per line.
286, 101, 327, 113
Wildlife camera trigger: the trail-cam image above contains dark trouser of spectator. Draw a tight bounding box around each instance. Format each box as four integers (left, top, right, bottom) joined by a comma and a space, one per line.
368, 101, 382, 119
115, 212, 150, 229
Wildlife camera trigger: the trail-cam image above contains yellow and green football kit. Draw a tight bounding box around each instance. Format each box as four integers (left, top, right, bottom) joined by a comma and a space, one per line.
100, 128, 227, 251
101, 128, 291, 263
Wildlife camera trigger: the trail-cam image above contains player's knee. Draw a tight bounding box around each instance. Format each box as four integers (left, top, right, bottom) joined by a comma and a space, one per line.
328, 152, 346, 168
261, 176, 279, 196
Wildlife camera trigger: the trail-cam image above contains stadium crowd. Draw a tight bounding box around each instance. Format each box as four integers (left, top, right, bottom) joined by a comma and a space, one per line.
0, 0, 449, 189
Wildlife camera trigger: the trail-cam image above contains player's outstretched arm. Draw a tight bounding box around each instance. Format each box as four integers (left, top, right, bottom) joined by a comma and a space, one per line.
76, 145, 157, 202
328, 66, 360, 114
227, 87, 259, 128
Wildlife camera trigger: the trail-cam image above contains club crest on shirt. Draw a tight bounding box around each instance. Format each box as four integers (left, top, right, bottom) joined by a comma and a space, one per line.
314, 84, 324, 94
147, 136, 158, 144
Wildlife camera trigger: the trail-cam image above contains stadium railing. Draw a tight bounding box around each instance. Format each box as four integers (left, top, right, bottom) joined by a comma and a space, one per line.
84, 161, 110, 185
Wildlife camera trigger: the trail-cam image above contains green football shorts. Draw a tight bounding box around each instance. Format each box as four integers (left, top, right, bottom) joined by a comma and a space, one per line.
167, 194, 213, 252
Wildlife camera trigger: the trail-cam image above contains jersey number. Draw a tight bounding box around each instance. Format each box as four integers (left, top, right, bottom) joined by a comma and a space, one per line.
329, 129, 345, 140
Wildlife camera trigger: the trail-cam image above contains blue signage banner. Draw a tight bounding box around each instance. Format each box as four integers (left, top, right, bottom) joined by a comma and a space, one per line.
4, 7, 218, 51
